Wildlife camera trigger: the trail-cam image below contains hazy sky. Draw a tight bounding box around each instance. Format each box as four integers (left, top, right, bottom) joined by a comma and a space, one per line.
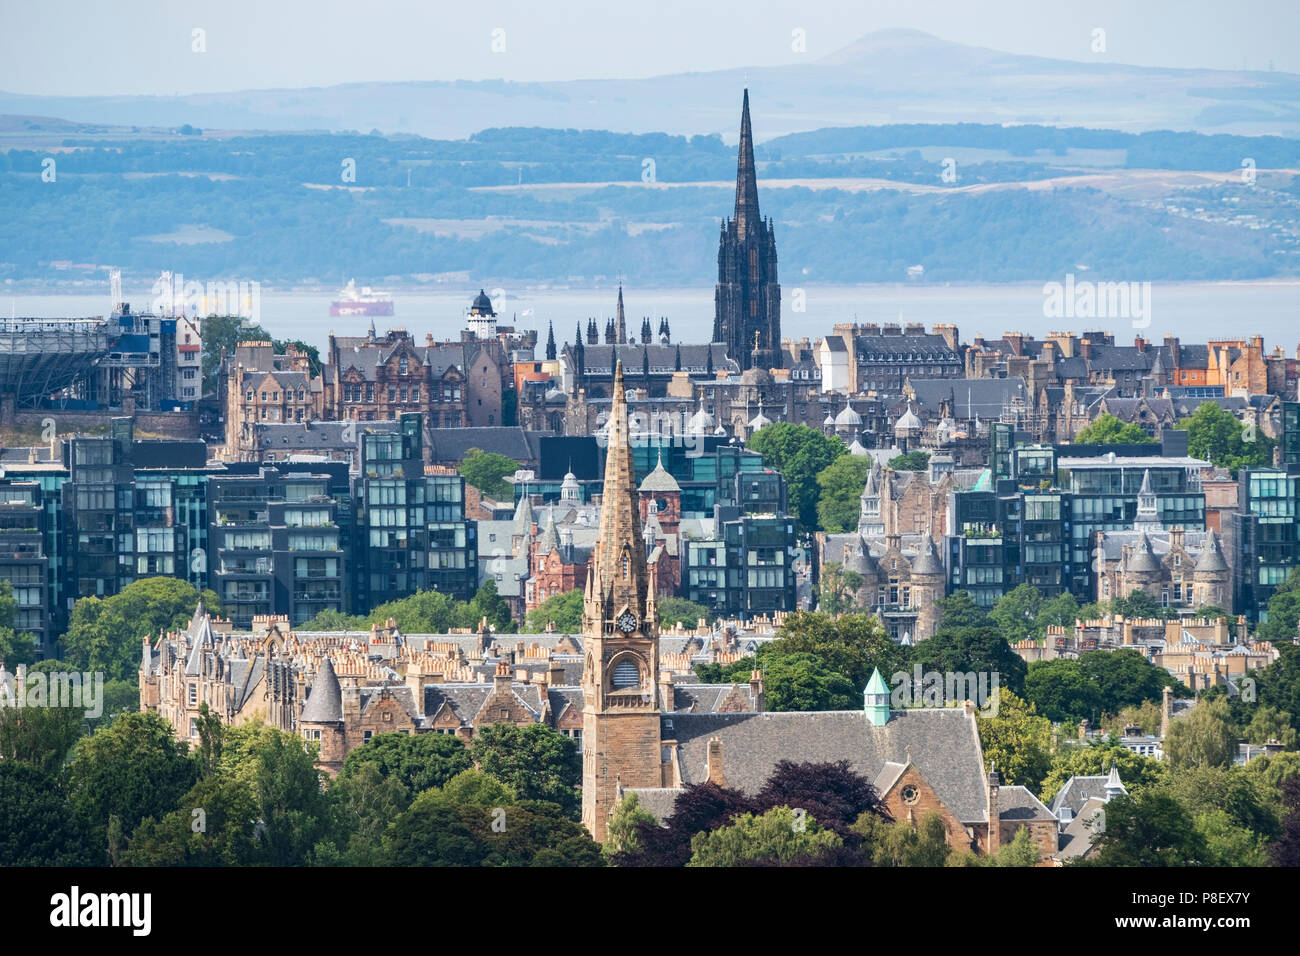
2, 0, 1296, 97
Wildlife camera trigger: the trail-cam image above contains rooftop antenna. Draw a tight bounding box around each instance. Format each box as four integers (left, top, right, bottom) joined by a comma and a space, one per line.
109, 268, 122, 313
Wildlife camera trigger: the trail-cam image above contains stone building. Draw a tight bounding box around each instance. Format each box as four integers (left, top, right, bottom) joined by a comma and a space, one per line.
324, 327, 468, 428
1093, 526, 1233, 613
222, 341, 323, 460
714, 90, 781, 373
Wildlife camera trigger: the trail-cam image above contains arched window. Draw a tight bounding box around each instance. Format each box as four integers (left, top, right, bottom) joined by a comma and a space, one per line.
622, 551, 630, 579
612, 659, 640, 689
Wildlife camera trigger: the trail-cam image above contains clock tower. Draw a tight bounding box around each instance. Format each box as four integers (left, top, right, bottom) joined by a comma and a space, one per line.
581, 360, 662, 841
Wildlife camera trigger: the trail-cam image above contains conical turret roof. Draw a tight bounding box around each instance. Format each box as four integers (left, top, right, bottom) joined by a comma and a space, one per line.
300, 656, 343, 723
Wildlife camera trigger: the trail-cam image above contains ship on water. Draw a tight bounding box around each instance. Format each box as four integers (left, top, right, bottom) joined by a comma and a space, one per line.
330, 279, 394, 317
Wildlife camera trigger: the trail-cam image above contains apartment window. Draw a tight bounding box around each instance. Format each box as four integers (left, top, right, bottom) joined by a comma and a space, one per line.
188, 683, 197, 705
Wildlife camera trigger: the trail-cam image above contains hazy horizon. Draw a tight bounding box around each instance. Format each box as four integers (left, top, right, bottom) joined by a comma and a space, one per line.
3, 0, 1298, 99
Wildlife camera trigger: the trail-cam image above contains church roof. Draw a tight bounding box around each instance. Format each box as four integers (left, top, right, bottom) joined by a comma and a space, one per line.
659, 706, 989, 824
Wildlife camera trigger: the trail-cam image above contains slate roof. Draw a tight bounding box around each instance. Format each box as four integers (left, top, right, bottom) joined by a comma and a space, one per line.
1056, 797, 1107, 859
255, 419, 397, 450
670, 683, 760, 713
1086, 345, 1154, 372
566, 343, 737, 375
300, 657, 344, 723
1049, 775, 1114, 817
659, 707, 988, 824
907, 377, 1027, 420
854, 332, 961, 362
998, 785, 1054, 822
426, 427, 554, 465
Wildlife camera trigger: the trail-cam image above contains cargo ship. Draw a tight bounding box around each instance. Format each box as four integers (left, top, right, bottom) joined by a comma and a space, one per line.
330, 279, 394, 317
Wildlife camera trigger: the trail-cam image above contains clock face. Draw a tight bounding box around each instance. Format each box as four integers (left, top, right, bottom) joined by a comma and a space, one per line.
616, 611, 638, 633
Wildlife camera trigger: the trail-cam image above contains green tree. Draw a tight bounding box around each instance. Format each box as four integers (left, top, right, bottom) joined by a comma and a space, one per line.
1085, 792, 1207, 866
1245, 705, 1298, 749
0, 763, 98, 866
1024, 659, 1102, 724
61, 577, 221, 682
989, 583, 1045, 645
912, 593, 1028, 696
340, 731, 472, 796
851, 809, 952, 866
470, 723, 581, 818
316, 762, 411, 866
978, 690, 1053, 793
694, 656, 758, 684
1100, 700, 1163, 737
815, 454, 870, 533
761, 652, 858, 712
459, 448, 521, 500
993, 825, 1041, 867
0, 580, 38, 666
687, 806, 842, 866
887, 451, 930, 471
385, 771, 600, 867
68, 711, 199, 855
657, 596, 713, 630
1179, 401, 1274, 474
222, 722, 330, 866
122, 772, 262, 866
768, 611, 908, 691
526, 589, 584, 632
817, 562, 864, 617
1152, 765, 1279, 852
0, 700, 87, 775
1164, 697, 1239, 770
1259, 568, 1300, 645
1110, 588, 1176, 620
1074, 413, 1156, 445
604, 791, 658, 861
460, 579, 515, 632
746, 423, 847, 532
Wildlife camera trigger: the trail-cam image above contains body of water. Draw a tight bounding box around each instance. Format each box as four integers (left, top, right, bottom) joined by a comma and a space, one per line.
4, 281, 1298, 353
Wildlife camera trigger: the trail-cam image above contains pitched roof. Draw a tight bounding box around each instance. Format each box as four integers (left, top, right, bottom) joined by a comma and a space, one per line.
661, 706, 989, 824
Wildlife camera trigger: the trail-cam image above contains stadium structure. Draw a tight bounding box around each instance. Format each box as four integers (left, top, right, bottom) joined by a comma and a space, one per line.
0, 304, 198, 413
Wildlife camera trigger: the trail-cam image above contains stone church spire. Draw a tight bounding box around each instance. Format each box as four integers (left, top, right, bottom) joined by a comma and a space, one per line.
714, 89, 781, 372
734, 87, 760, 242
582, 359, 662, 842
584, 360, 654, 633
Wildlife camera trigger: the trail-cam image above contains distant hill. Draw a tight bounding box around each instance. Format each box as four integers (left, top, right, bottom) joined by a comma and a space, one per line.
3, 29, 1300, 139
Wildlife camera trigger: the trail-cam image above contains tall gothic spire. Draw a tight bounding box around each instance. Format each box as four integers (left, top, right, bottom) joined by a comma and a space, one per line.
584, 361, 652, 632
734, 88, 760, 241
616, 285, 627, 345
545, 320, 556, 360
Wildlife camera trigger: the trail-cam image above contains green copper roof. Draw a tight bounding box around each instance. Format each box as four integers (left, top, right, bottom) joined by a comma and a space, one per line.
865, 667, 890, 695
